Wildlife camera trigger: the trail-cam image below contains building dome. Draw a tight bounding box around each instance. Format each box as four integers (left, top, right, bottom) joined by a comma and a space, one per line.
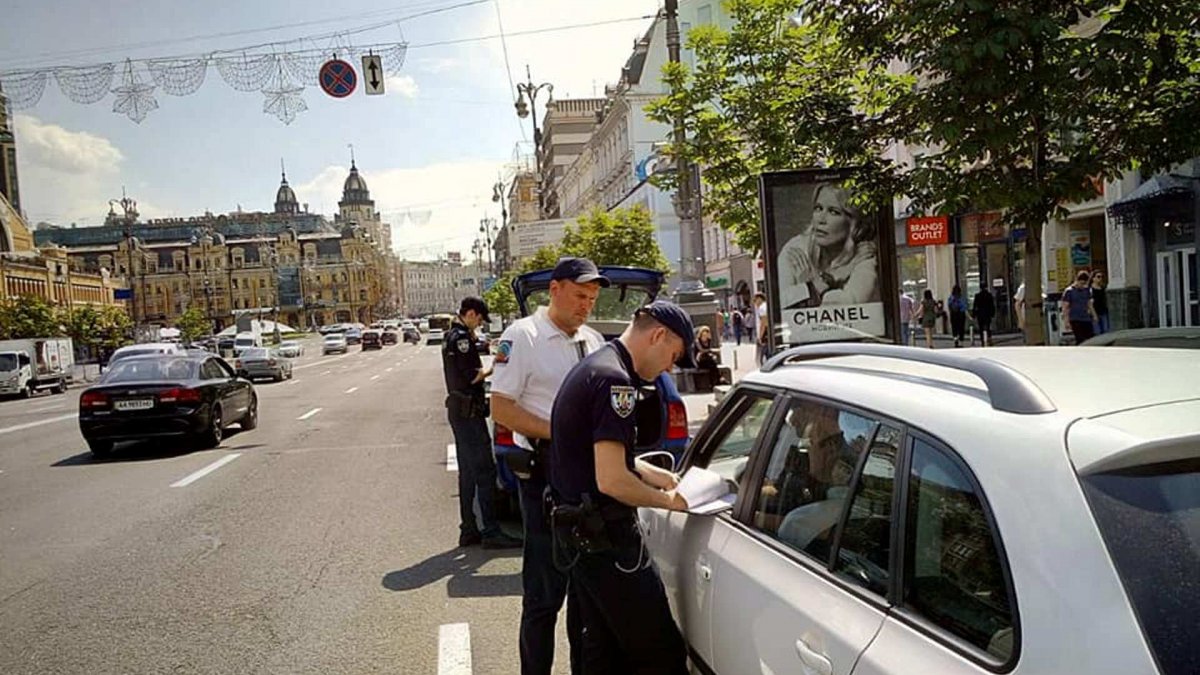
274, 169, 299, 215
339, 161, 374, 207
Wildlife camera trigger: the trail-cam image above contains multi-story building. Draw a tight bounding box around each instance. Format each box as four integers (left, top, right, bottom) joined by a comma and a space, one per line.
35, 165, 400, 332
398, 256, 489, 316
538, 98, 605, 219
0, 91, 20, 219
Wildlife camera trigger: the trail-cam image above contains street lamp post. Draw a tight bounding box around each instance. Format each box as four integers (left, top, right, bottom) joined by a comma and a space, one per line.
109, 194, 140, 334
478, 217, 498, 278
514, 65, 553, 217
491, 177, 511, 274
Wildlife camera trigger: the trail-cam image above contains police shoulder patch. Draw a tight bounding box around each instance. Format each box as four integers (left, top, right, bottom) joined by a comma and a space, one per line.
456, 338, 471, 354
609, 385, 636, 418
494, 339, 513, 365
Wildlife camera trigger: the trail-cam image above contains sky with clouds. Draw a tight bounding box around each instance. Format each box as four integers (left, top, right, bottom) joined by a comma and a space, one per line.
0, 0, 662, 259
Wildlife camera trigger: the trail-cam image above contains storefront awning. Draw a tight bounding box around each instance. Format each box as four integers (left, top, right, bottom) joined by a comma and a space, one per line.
1108, 174, 1197, 228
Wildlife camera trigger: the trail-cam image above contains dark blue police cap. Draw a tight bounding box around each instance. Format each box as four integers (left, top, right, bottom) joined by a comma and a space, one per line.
636, 300, 697, 369
459, 296, 490, 322
551, 257, 611, 287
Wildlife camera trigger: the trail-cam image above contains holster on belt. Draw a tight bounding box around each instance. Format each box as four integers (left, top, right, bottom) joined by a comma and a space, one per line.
549, 493, 628, 554
446, 390, 488, 419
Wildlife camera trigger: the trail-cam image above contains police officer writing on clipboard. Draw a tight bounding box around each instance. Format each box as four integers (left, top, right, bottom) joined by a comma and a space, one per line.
547, 300, 696, 674
442, 297, 521, 550
491, 257, 609, 675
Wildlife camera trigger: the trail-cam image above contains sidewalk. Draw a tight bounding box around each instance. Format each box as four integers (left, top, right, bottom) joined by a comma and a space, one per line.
681, 332, 1027, 430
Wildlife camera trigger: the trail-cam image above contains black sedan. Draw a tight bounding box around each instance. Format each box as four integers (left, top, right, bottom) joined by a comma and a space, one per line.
79, 354, 257, 458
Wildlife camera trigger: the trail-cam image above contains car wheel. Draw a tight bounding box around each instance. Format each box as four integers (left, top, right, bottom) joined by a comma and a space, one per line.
21, 382, 33, 399
200, 404, 223, 448
54, 380, 68, 394
241, 395, 258, 430
87, 438, 113, 458
274, 371, 283, 382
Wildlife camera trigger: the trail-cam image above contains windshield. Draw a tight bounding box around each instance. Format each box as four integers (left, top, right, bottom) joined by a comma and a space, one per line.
1082, 457, 1200, 675
101, 358, 197, 383
240, 348, 269, 360
0, 353, 17, 372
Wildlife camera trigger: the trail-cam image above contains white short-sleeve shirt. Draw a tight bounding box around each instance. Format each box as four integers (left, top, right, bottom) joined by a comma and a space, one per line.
491, 307, 606, 425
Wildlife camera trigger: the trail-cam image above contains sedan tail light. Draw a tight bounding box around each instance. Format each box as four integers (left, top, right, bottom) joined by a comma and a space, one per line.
80, 391, 110, 408
159, 387, 203, 404
268, 359, 277, 366
233, 359, 242, 369
666, 401, 689, 441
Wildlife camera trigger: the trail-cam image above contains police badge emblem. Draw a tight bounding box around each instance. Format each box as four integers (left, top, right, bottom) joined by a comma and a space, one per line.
457, 338, 471, 353
610, 385, 636, 418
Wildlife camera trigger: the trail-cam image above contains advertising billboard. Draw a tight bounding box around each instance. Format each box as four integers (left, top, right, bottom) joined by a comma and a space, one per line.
760, 168, 898, 348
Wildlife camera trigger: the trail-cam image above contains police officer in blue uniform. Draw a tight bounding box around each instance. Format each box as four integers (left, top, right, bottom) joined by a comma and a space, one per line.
546, 301, 696, 674
442, 296, 521, 549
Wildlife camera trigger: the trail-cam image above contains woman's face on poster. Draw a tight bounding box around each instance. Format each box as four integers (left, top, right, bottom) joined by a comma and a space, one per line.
811, 186, 854, 249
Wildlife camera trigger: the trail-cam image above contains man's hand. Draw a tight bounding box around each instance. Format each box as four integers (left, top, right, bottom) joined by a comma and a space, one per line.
666, 490, 689, 512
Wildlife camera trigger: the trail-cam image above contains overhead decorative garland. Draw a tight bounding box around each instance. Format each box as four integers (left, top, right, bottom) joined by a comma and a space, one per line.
0, 41, 407, 124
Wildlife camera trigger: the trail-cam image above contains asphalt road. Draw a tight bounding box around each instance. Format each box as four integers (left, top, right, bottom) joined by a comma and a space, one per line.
0, 336, 565, 674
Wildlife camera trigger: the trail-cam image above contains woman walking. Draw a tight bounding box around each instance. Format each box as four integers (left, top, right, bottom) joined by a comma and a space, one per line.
917, 290, 938, 349
972, 287, 996, 347
947, 285, 968, 347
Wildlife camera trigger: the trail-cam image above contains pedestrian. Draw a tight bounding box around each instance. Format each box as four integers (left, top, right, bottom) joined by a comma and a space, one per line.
947, 285, 968, 348
694, 325, 720, 389
732, 307, 744, 345
899, 291, 915, 346
1062, 271, 1098, 345
753, 292, 769, 366
722, 309, 732, 341
441, 297, 522, 551
1014, 282, 1027, 334
916, 289, 938, 349
972, 286, 996, 347
490, 257, 609, 675
546, 301, 694, 674
1091, 271, 1110, 335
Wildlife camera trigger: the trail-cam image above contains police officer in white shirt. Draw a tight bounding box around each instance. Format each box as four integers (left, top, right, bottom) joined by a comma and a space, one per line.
491, 257, 609, 675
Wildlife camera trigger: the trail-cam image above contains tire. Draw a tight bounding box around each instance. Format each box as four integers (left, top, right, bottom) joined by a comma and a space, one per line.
199, 404, 223, 448
21, 382, 33, 399
274, 371, 283, 382
54, 379, 67, 395
241, 395, 258, 430
87, 439, 113, 458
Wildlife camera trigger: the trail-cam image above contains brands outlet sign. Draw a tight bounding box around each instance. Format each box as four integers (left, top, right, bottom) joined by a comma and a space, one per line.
906, 216, 950, 246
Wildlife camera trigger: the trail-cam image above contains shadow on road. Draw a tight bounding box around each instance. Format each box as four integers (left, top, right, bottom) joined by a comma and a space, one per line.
52, 429, 250, 466
382, 546, 522, 598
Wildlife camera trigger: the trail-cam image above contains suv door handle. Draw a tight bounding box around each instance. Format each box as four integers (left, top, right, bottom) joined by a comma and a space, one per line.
795, 638, 832, 675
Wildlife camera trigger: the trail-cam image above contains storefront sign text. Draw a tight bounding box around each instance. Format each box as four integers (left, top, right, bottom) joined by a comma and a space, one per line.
906, 216, 950, 246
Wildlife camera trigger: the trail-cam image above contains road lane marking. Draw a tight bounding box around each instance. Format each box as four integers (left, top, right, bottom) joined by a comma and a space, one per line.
438, 623, 471, 675
297, 408, 322, 420
446, 444, 457, 472
386, 367, 393, 372
30, 401, 65, 411
0, 413, 78, 435
170, 453, 242, 488
321, 370, 331, 375
370, 375, 380, 381
286, 379, 299, 385
344, 387, 358, 394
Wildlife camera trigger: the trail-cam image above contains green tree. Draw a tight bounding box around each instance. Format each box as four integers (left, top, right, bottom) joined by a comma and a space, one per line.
96, 305, 133, 349
174, 307, 210, 343
482, 205, 672, 318
60, 305, 102, 349
0, 295, 64, 339
646, 0, 910, 252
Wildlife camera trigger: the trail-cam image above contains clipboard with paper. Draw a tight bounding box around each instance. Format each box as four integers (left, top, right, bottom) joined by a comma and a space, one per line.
676, 466, 737, 515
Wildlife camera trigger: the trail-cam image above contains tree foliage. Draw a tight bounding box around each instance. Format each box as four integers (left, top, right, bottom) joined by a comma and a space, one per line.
483, 205, 672, 318
174, 307, 210, 343
651, 0, 1200, 343
0, 295, 63, 339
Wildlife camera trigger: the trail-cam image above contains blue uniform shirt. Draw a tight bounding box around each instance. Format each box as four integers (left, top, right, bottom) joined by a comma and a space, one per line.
548, 340, 642, 506
442, 320, 484, 396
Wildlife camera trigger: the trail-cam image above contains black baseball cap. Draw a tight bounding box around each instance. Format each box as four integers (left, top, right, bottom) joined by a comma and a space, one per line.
459, 296, 490, 322
637, 300, 697, 369
550, 257, 611, 287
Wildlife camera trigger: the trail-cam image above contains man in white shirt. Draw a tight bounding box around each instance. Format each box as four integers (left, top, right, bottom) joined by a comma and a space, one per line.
899, 291, 915, 346
491, 257, 609, 675
753, 292, 769, 365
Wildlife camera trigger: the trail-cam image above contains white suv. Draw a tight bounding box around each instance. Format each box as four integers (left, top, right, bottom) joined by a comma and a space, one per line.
641, 344, 1199, 675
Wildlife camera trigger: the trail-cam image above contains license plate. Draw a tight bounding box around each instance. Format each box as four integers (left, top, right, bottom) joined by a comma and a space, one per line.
114, 398, 155, 411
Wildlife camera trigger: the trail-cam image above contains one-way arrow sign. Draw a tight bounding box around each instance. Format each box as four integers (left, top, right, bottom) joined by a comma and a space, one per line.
362, 55, 384, 95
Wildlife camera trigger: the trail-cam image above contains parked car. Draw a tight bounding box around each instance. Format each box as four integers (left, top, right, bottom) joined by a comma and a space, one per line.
381, 329, 398, 346
234, 347, 293, 381
344, 327, 363, 345
277, 340, 304, 358
78, 353, 257, 457
322, 334, 348, 355
490, 266, 690, 515
1082, 326, 1200, 348
425, 328, 445, 345
361, 329, 382, 350
641, 343, 1200, 675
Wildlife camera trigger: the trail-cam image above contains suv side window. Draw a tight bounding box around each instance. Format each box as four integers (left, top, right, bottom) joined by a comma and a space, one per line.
694, 394, 775, 499
905, 438, 1015, 662
833, 424, 902, 596
751, 397, 877, 563
201, 360, 224, 380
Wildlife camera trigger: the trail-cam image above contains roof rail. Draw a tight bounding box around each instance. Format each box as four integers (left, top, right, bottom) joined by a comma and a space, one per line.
761, 343, 1056, 415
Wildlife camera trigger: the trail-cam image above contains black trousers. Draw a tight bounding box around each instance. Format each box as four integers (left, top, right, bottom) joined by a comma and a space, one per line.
568, 525, 688, 675
446, 410, 499, 538
1071, 320, 1096, 345
950, 310, 967, 342
519, 476, 582, 675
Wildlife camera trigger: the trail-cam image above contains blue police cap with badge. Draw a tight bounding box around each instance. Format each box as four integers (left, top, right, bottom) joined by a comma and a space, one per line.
636, 300, 697, 369
551, 257, 611, 288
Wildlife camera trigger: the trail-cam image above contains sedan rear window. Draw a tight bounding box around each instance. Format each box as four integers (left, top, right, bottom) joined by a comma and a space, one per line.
240, 348, 269, 359
1082, 457, 1200, 675
102, 358, 197, 383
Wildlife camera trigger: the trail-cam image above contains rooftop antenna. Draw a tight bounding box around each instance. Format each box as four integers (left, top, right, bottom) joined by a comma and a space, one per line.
347, 143, 356, 168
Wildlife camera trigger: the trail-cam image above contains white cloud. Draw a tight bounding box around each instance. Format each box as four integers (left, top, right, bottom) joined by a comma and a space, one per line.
411, 57, 461, 74
13, 114, 124, 175
295, 160, 503, 261
385, 74, 420, 99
